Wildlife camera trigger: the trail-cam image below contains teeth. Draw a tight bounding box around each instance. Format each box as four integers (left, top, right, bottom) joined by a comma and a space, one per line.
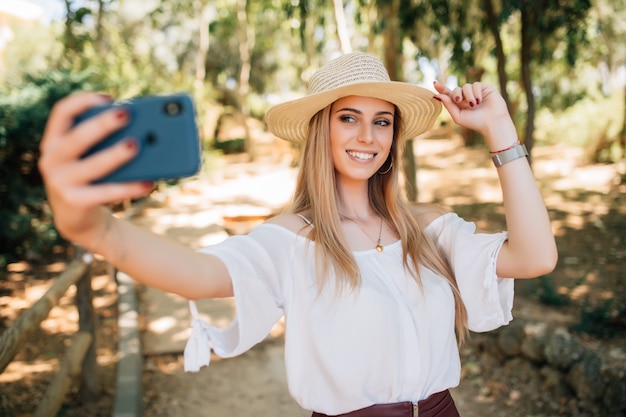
347, 151, 375, 160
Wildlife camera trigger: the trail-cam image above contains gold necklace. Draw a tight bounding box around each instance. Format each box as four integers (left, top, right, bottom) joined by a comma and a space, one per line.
340, 214, 384, 252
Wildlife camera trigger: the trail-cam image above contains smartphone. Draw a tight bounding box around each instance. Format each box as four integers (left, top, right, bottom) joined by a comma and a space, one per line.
76, 93, 201, 183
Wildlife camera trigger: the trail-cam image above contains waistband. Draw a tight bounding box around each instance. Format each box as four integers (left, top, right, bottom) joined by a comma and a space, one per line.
311, 390, 459, 417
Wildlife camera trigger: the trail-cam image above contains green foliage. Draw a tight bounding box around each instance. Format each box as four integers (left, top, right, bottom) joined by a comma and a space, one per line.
0, 71, 97, 269
535, 91, 623, 151
0, 21, 63, 86
214, 138, 246, 154
572, 299, 626, 338
537, 275, 569, 307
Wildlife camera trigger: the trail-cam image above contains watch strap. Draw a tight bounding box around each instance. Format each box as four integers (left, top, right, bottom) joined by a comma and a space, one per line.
491, 143, 529, 167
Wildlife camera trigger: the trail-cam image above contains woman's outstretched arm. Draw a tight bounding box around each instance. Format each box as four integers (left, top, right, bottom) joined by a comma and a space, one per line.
39, 92, 233, 299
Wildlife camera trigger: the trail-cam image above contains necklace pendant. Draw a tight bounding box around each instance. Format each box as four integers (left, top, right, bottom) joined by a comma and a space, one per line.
376, 244, 384, 253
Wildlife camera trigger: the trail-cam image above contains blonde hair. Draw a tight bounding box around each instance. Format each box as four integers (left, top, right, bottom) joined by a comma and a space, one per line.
290, 104, 468, 341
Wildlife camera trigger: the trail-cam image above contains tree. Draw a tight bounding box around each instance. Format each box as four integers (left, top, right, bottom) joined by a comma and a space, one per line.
235, 0, 254, 158
333, 0, 352, 53
401, 0, 592, 158
0, 72, 97, 268
590, 0, 626, 164
379, 0, 421, 201
483, 0, 511, 112
515, 0, 591, 156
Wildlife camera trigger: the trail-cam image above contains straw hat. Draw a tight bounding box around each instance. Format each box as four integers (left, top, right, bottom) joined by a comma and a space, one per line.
264, 52, 442, 144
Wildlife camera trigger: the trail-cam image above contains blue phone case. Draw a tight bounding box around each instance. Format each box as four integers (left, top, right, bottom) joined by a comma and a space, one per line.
77, 94, 201, 183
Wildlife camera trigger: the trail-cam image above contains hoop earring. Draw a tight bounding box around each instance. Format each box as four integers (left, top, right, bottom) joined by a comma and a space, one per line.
377, 155, 393, 175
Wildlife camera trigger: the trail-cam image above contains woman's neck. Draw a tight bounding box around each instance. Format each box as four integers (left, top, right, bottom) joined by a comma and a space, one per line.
336, 178, 374, 219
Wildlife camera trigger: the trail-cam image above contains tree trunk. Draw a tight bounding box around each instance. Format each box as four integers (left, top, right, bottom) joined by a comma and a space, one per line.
380, 0, 418, 201
461, 67, 485, 146
333, 0, 352, 54
236, 0, 254, 160
75, 249, 98, 402
520, 5, 536, 163
621, 84, 626, 162
194, 2, 210, 94
483, 0, 511, 113
94, 0, 105, 55
34, 333, 93, 417
63, 0, 76, 55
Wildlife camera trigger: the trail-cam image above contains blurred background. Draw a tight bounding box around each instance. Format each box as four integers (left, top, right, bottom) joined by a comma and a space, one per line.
0, 1, 625, 416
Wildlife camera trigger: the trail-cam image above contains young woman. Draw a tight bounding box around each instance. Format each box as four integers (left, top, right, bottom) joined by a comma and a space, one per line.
39, 52, 557, 416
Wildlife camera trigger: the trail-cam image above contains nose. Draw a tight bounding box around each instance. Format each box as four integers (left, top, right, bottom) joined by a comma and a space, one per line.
357, 124, 374, 144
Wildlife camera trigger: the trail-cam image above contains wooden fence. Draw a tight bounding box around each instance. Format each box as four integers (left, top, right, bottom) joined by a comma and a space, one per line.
0, 255, 98, 417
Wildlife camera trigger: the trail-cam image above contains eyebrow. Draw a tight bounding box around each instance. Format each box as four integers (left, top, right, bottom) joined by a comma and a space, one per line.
335, 107, 394, 117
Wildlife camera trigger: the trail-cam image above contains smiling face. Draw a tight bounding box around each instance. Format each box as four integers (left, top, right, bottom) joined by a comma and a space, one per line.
329, 95, 395, 185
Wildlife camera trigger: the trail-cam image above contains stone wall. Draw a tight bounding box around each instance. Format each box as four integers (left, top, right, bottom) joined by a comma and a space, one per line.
465, 319, 626, 417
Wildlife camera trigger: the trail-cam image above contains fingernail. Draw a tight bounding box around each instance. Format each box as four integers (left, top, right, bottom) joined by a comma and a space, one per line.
98, 93, 113, 101
455, 96, 461, 102
115, 108, 129, 120
124, 138, 138, 150
469, 101, 475, 108
433, 96, 442, 102
143, 182, 154, 190
476, 98, 481, 105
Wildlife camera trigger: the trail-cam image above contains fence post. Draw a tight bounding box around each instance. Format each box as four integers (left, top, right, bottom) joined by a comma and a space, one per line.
75, 247, 99, 401
112, 270, 143, 417
33, 332, 93, 417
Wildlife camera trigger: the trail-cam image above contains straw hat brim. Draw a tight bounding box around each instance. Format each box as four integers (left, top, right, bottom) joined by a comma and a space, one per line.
264, 81, 442, 144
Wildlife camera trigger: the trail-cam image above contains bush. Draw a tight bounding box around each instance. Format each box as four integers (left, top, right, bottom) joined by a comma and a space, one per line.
0, 71, 99, 269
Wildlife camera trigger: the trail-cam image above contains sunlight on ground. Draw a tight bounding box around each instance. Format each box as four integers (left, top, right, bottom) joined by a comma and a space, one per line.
147, 209, 223, 234
148, 316, 179, 335
6, 261, 29, 273
0, 359, 57, 383
551, 164, 618, 193
0, 279, 55, 320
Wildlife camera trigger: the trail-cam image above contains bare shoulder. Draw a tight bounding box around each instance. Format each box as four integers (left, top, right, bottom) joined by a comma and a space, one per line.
265, 211, 313, 235
409, 203, 450, 228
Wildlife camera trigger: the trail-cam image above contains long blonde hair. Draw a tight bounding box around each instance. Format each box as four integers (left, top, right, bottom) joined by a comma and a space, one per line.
290, 103, 468, 341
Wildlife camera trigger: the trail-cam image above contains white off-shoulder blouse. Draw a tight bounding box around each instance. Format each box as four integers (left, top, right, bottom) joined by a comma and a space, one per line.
183, 212, 513, 415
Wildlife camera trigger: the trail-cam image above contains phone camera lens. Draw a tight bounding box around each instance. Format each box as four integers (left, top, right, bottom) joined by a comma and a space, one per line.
164, 101, 182, 116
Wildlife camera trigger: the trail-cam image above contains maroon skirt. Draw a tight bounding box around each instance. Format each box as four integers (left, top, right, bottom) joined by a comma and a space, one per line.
311, 390, 459, 417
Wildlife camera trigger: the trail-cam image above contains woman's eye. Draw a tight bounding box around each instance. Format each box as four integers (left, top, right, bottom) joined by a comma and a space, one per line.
340, 115, 356, 123
375, 119, 391, 127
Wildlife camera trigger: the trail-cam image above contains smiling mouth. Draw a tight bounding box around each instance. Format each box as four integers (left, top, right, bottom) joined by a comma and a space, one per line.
346, 150, 377, 160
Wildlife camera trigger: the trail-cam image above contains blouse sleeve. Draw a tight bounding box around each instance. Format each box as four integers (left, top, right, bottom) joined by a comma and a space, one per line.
183, 233, 284, 372
425, 213, 514, 333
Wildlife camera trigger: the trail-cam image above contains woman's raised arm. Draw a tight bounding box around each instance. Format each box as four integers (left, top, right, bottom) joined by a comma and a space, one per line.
433, 81, 558, 279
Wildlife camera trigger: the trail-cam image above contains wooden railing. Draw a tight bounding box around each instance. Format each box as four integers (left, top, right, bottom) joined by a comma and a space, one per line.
0, 254, 98, 417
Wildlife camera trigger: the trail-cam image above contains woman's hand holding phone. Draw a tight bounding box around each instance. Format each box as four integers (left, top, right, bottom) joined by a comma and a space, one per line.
38, 92, 155, 250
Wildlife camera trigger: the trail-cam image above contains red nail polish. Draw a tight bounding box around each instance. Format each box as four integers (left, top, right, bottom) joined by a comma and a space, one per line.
115, 108, 129, 120
469, 101, 475, 108
433, 96, 442, 102
124, 138, 137, 150
476, 98, 481, 105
